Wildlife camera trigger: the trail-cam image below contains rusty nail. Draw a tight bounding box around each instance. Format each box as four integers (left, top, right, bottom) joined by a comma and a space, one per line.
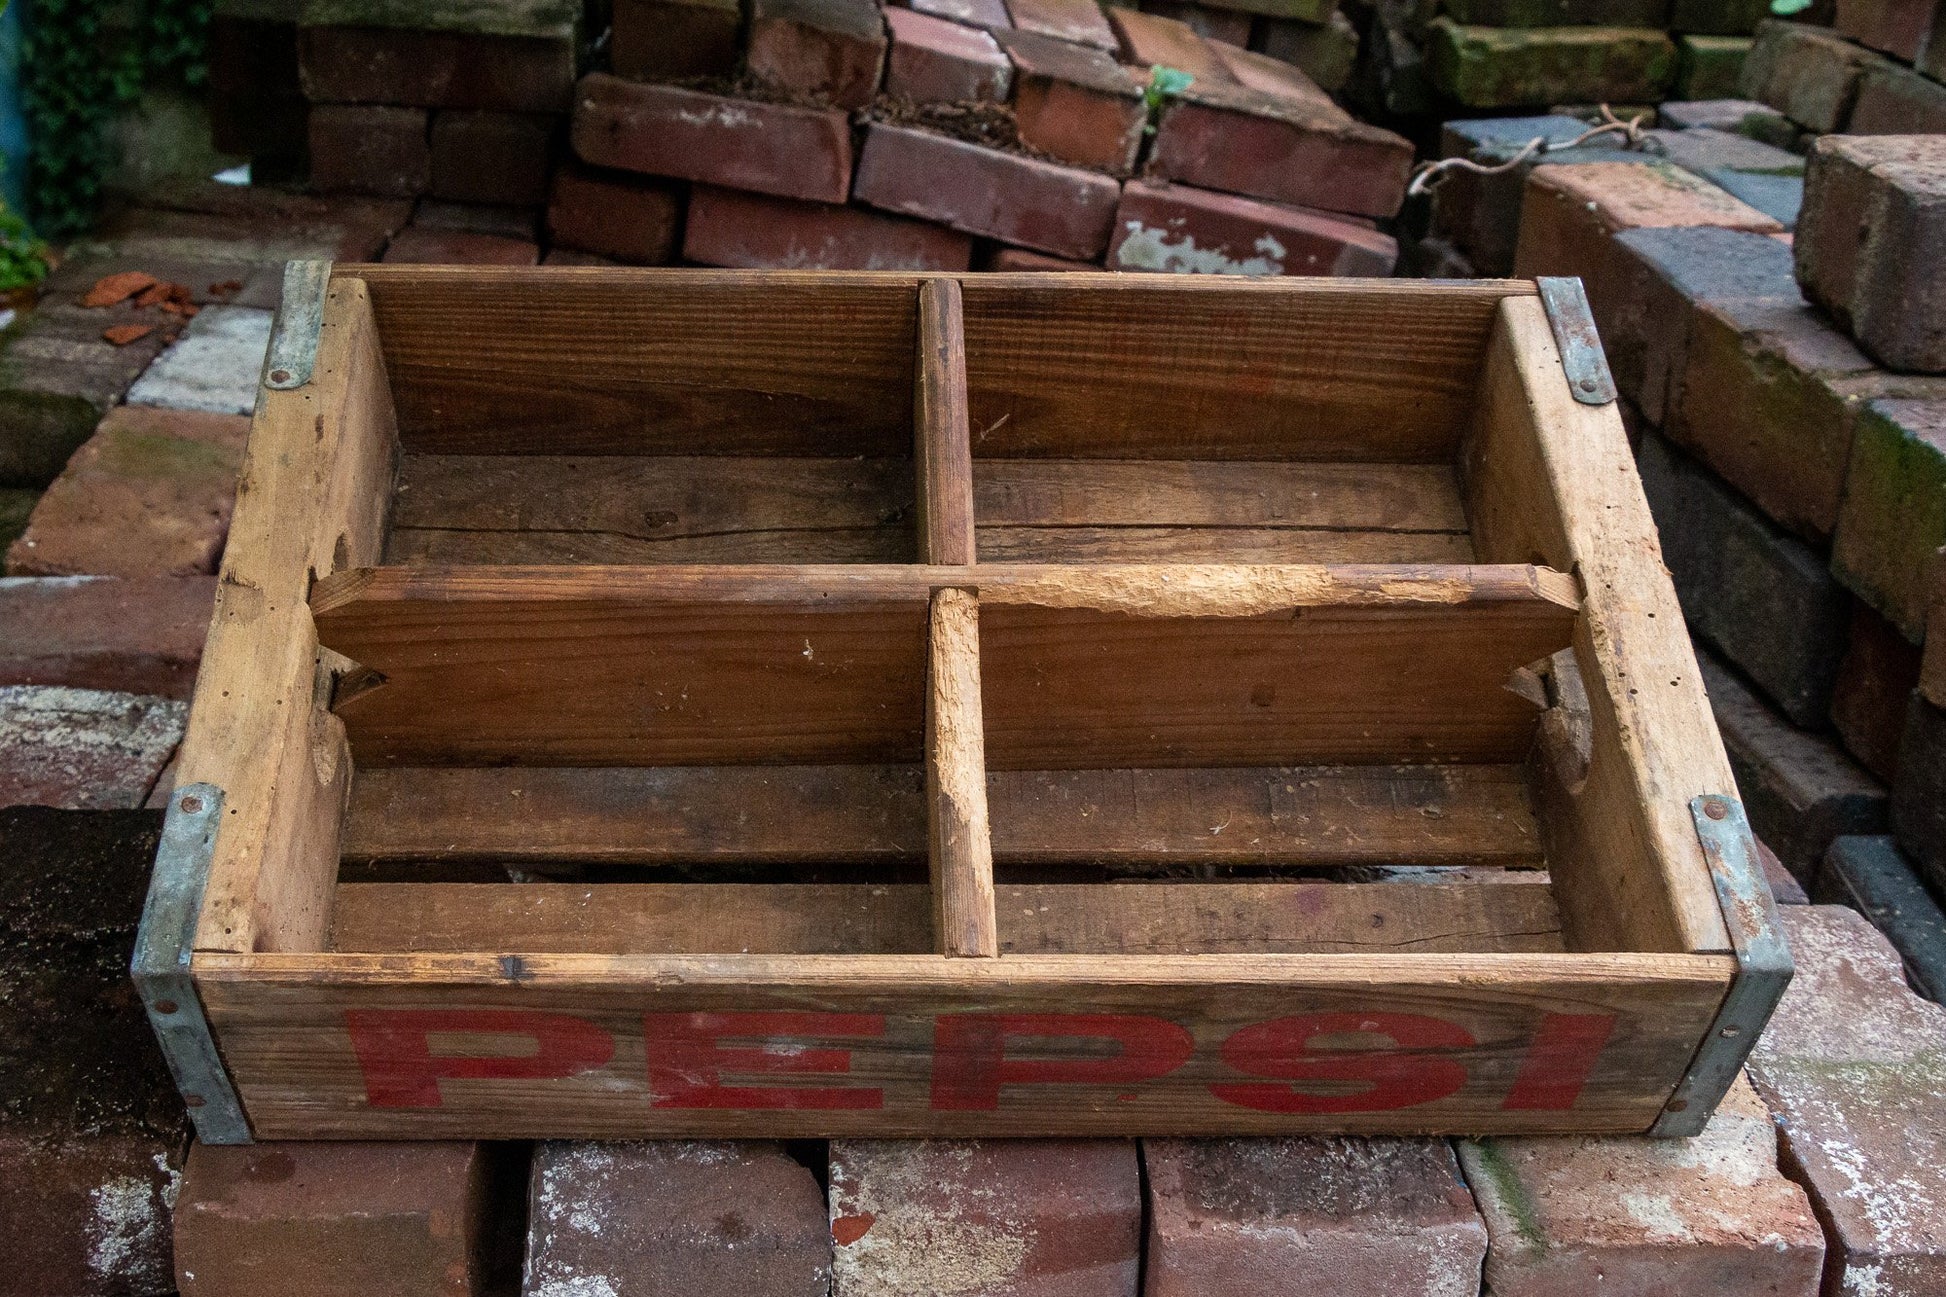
185, 1094, 207, 1108
1664, 1098, 1689, 1112
179, 794, 204, 814
1579, 377, 1597, 393
155, 999, 178, 1015
1704, 799, 1728, 820
269, 369, 291, 384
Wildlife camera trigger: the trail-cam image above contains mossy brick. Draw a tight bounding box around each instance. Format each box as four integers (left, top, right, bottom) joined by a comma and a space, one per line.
1146, 1138, 1484, 1297
1894, 694, 1946, 893
833, 1140, 1137, 1297
1815, 835, 1946, 1003
1440, 0, 1668, 26
0, 301, 178, 488
1927, 0, 1946, 80
0, 491, 32, 554
1698, 650, 1887, 887
1830, 600, 1923, 782
1797, 136, 1946, 374
1669, 0, 1768, 34
298, 18, 577, 113
1746, 906, 1946, 1297
1427, 20, 1676, 109
1852, 62, 1946, 135
748, 0, 891, 111
1431, 115, 1624, 276
1605, 224, 1797, 426
1645, 124, 1803, 226
571, 76, 855, 205
176, 1142, 490, 1297
1657, 96, 1799, 148
1458, 1077, 1823, 1297
300, 0, 576, 37
1168, 0, 1334, 23
1926, 564, 1946, 708
1739, 19, 1892, 132
1832, 397, 1946, 641
1361, 3, 1438, 116
1513, 160, 1781, 339
1671, 299, 1946, 541
1150, 55, 1414, 218
612, 0, 742, 79
998, 29, 1147, 172
1638, 433, 1851, 728
1675, 33, 1751, 99
0, 575, 215, 699
1836, 0, 1934, 61
529, 1142, 827, 1297
1255, 12, 1360, 92
5, 406, 249, 581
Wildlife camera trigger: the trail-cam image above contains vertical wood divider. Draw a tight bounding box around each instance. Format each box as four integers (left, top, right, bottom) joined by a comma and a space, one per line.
916, 278, 977, 565
927, 586, 999, 957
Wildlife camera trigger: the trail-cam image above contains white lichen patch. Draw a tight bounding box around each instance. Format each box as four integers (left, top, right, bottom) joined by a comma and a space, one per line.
1114, 220, 1287, 276
831, 1142, 1033, 1297
87, 1174, 164, 1279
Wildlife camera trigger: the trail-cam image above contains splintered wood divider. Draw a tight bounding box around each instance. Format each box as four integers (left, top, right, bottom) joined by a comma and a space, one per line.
927, 587, 998, 956
916, 278, 976, 565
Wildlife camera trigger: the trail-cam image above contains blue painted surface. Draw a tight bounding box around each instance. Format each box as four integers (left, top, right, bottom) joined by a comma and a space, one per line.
0, 0, 26, 216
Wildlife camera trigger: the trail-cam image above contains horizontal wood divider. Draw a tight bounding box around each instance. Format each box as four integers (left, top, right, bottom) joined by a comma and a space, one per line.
341, 762, 1546, 867
326, 881, 1565, 955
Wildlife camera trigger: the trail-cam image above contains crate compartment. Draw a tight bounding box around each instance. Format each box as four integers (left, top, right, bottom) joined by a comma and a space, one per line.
369, 272, 922, 565
153, 268, 1777, 1143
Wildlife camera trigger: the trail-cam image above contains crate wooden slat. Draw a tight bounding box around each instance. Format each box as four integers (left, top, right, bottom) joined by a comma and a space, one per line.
142, 267, 1787, 1144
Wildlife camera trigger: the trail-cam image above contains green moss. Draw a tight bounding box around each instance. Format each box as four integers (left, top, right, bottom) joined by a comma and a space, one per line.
1429, 18, 1677, 108
1464, 1141, 1548, 1256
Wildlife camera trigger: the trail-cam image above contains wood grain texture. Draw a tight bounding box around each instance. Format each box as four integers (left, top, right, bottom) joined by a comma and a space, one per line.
310, 564, 1576, 767
352, 267, 920, 456
326, 881, 1567, 954
342, 762, 1544, 867
384, 455, 916, 565
1463, 297, 1733, 955
180, 279, 399, 952
973, 458, 1475, 563
959, 277, 1530, 461
195, 947, 1732, 1138
927, 589, 997, 955
917, 279, 975, 564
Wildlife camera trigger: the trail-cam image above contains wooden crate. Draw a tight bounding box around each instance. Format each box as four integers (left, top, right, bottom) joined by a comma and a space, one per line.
134, 265, 1789, 1143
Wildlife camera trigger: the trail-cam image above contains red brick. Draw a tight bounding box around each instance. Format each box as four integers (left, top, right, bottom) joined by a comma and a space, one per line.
175, 1142, 488, 1297
853, 122, 1122, 257
1460, 1078, 1824, 1297
1512, 159, 1783, 317
1139, 0, 1250, 43
5, 405, 248, 580
0, 685, 184, 809
1832, 396, 1946, 640
413, 198, 541, 241
830, 1139, 1137, 1297
1796, 135, 1946, 375
1107, 178, 1397, 275
907, 0, 1014, 31
430, 110, 556, 206
382, 227, 540, 264
1738, 19, 1890, 133
1107, 6, 1234, 82
572, 75, 854, 204
1851, 62, 1946, 135
1147, 1138, 1486, 1297
1747, 906, 1946, 1297
0, 575, 212, 698
685, 184, 974, 269
307, 103, 430, 197
984, 245, 1099, 268
885, 7, 1012, 101
528, 1141, 829, 1297
612, 0, 743, 78
1004, 0, 1118, 47
1836, 0, 1936, 61
749, 0, 890, 108
999, 30, 1146, 172
1147, 51, 1414, 219
104, 179, 414, 261
0, 1133, 181, 1297
545, 162, 683, 265
1760, 837, 1810, 903
1831, 600, 1924, 782
298, 25, 575, 113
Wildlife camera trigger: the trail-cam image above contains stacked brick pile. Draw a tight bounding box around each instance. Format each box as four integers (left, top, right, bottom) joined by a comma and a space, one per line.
1742, 8, 1946, 136
206, 0, 1413, 274
1494, 133, 1946, 987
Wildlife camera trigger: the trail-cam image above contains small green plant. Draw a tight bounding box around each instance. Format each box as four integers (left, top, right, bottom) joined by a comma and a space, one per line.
0, 201, 48, 292
1142, 65, 1196, 134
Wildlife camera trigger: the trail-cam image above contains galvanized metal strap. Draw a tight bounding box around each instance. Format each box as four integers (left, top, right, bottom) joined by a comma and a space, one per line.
1536, 276, 1618, 407
130, 784, 252, 1144
262, 259, 333, 391
1648, 794, 1793, 1137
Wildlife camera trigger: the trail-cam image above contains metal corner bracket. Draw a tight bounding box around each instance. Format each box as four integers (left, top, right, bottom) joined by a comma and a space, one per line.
262, 259, 333, 391
1647, 794, 1794, 1137
1535, 276, 1618, 407
130, 783, 253, 1144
